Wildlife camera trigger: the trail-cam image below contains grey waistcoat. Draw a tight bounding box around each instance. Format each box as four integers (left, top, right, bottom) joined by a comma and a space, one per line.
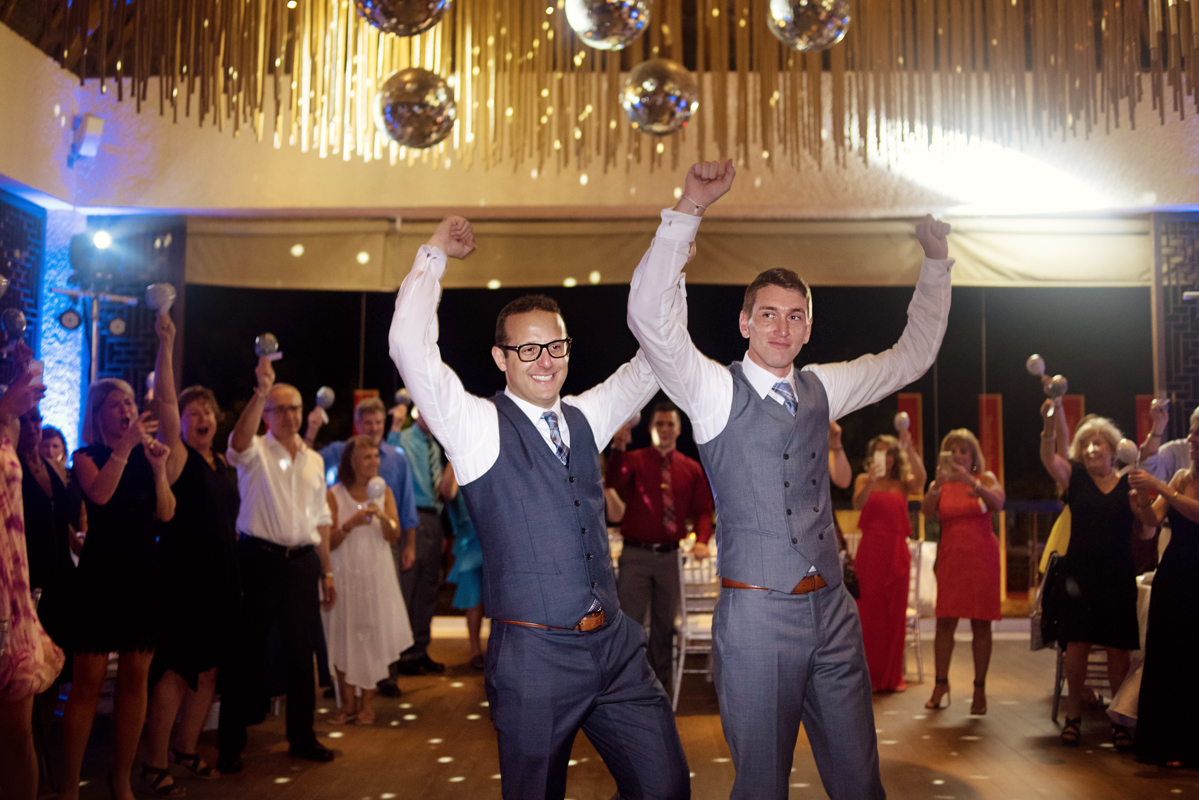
458, 392, 618, 628
697, 362, 841, 591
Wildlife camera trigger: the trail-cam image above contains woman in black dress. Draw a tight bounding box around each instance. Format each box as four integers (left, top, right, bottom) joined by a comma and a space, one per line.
1129, 418, 1199, 769
144, 316, 241, 792
59, 320, 177, 800
1039, 407, 1154, 750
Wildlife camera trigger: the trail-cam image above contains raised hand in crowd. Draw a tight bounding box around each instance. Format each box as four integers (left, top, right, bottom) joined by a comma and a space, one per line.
428, 216, 476, 260
915, 214, 951, 260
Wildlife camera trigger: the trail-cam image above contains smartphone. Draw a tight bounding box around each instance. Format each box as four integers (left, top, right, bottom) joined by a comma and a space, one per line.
28, 359, 43, 378
938, 451, 954, 476
873, 450, 886, 473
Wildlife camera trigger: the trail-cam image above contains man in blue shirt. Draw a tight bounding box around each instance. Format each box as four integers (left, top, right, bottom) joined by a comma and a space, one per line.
305, 395, 420, 694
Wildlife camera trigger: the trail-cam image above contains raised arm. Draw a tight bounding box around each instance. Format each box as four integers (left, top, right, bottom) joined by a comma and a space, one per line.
389, 217, 501, 486
230, 358, 274, 454
1040, 399, 1071, 489
154, 314, 189, 485
563, 353, 659, 451
808, 217, 954, 421
627, 161, 737, 445
900, 430, 926, 495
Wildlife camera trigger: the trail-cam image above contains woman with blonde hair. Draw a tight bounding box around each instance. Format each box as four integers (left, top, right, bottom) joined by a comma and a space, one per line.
1040, 407, 1151, 750
60, 318, 177, 800
921, 429, 1004, 713
853, 429, 926, 691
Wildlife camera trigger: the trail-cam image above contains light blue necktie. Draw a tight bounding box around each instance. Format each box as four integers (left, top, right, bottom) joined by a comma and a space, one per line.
772, 381, 798, 416
541, 411, 570, 465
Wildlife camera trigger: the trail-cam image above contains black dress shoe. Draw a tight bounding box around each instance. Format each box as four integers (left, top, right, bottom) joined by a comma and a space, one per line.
418, 655, 445, 673
215, 755, 244, 775
394, 660, 423, 676
288, 742, 335, 763
376, 680, 402, 698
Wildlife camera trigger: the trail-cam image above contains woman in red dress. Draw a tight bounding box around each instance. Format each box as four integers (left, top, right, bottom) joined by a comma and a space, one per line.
920, 429, 1004, 714
853, 431, 925, 691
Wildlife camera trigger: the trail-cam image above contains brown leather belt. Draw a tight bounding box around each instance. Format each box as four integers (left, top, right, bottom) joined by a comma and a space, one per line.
494, 609, 607, 632
722, 575, 828, 594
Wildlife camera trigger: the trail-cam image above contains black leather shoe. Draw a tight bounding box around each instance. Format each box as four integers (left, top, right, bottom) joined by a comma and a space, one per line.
418, 655, 446, 674
376, 680, 402, 698
288, 742, 335, 763
215, 755, 244, 775
395, 660, 423, 676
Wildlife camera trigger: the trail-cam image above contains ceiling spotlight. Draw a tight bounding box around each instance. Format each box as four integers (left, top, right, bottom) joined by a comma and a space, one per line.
58, 308, 82, 331
93, 230, 112, 249
356, 251, 370, 264
290, 243, 304, 257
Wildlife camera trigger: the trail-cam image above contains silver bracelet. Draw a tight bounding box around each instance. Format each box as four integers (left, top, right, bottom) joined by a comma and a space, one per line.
682, 195, 707, 215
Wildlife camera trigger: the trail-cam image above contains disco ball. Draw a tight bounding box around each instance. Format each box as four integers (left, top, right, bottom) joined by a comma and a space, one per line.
620, 59, 698, 136
766, 0, 851, 52
565, 0, 650, 50
355, 0, 452, 37
374, 68, 457, 149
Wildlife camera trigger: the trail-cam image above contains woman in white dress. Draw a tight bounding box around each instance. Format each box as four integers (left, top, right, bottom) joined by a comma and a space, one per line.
322, 436, 414, 725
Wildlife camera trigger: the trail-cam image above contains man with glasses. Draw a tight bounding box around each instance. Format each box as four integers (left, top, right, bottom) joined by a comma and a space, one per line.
218, 358, 336, 773
390, 217, 689, 800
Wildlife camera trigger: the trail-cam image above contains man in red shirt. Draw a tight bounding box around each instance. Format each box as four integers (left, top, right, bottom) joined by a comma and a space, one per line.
607, 401, 715, 691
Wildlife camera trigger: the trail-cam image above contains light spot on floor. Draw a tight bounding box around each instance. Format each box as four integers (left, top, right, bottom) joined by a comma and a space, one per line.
274, 777, 291, 784
381, 794, 397, 799
389, 720, 399, 727
449, 776, 465, 782
960, 735, 981, 741
491, 774, 501, 779
883, 710, 898, 715
404, 714, 418, 720
328, 732, 344, 738
932, 780, 945, 785
791, 783, 810, 788
950, 751, 959, 756
399, 703, 413, 709
428, 738, 443, 744
1099, 743, 1115, 749
467, 714, 481, 720
480, 701, 489, 707
880, 740, 898, 745
317, 708, 328, 714
712, 757, 731, 763
922, 735, 931, 739
568, 759, 578, 766
912, 714, 927, 719
689, 772, 696, 778
438, 756, 453, 763
451, 682, 464, 688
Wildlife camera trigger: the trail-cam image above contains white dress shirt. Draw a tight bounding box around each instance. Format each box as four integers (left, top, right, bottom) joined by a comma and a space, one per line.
389, 245, 661, 486
226, 431, 333, 546
627, 209, 955, 444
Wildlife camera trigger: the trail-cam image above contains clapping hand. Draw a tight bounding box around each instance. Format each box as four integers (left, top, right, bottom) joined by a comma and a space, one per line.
144, 438, 171, 474
429, 216, 476, 260
679, 160, 736, 212
915, 215, 951, 260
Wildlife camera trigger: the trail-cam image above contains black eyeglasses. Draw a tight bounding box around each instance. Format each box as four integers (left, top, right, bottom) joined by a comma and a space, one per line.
498, 338, 573, 362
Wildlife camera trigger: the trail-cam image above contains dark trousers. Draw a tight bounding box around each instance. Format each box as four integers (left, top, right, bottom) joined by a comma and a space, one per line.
616, 545, 680, 691
396, 509, 444, 664
218, 539, 321, 757
485, 610, 690, 800
713, 581, 884, 800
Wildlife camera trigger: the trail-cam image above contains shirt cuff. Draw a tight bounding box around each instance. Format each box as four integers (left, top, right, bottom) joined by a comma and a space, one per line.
656, 209, 703, 243
418, 244, 449, 278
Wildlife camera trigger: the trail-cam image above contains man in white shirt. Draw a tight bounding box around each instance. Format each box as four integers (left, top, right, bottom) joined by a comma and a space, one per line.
390, 217, 689, 800
217, 358, 337, 773
1141, 402, 1197, 482
627, 160, 953, 800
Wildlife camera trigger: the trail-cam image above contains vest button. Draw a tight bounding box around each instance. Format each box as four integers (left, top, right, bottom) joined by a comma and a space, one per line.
786, 509, 792, 515
586, 553, 593, 560
783, 453, 789, 460
591, 581, 597, 588
819, 533, 825, 540
791, 538, 798, 544
811, 452, 816, 458
581, 527, 587, 534
784, 481, 790, 488
811, 479, 817, 485
813, 506, 819, 513
569, 476, 575, 483
575, 500, 581, 507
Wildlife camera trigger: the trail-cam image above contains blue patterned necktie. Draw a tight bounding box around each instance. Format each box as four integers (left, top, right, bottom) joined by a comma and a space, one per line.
541, 411, 570, 465
772, 380, 798, 416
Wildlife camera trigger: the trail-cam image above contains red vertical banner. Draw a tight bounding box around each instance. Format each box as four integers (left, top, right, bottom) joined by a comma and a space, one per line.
351, 389, 380, 435
978, 394, 1005, 485
1061, 395, 1086, 440
897, 393, 923, 457
1135, 395, 1155, 444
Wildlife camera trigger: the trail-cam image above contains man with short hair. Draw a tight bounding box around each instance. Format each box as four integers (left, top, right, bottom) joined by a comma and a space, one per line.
606, 400, 713, 691
628, 159, 954, 800
304, 395, 420, 693
1140, 402, 1198, 481
390, 216, 689, 800
218, 359, 337, 772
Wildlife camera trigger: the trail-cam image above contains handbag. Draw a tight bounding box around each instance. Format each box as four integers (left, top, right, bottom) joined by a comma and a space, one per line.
1030, 551, 1063, 651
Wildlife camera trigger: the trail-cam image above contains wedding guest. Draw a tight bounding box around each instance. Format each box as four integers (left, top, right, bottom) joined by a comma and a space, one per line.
1129, 417, 1199, 769
60, 369, 176, 800
1139, 403, 1197, 482
144, 333, 242, 791
1040, 409, 1152, 750
0, 357, 61, 800
322, 436, 412, 725
37, 425, 68, 477
441, 463, 486, 670
853, 431, 926, 692
920, 429, 1004, 714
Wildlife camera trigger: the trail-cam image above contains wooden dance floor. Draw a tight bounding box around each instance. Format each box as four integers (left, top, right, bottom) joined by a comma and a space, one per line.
67, 631, 1198, 800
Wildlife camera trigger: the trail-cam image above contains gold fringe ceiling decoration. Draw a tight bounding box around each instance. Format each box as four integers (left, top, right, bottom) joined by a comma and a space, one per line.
22, 0, 1199, 172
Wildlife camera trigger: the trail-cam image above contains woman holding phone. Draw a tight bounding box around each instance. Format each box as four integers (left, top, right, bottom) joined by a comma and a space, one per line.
853, 431, 926, 691
920, 429, 1004, 713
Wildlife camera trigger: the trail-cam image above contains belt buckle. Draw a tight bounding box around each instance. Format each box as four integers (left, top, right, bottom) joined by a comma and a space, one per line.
285, 545, 300, 558
576, 610, 606, 632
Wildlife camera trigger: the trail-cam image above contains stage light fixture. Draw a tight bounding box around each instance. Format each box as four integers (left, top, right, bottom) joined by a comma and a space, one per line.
58, 309, 82, 331
93, 231, 112, 249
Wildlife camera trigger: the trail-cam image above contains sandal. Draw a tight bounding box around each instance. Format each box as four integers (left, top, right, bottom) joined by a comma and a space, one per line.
171, 748, 218, 779
140, 763, 186, 798
925, 678, 951, 709
329, 708, 356, 725
970, 680, 987, 716
353, 708, 376, 726
1060, 716, 1082, 747
1112, 724, 1133, 752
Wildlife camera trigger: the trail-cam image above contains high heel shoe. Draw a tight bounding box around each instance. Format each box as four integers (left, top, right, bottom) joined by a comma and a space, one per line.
925, 678, 951, 709
1060, 716, 1082, 747
970, 680, 987, 715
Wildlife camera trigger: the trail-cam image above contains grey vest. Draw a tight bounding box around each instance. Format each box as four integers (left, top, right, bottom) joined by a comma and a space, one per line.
697, 363, 841, 591
459, 393, 618, 628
